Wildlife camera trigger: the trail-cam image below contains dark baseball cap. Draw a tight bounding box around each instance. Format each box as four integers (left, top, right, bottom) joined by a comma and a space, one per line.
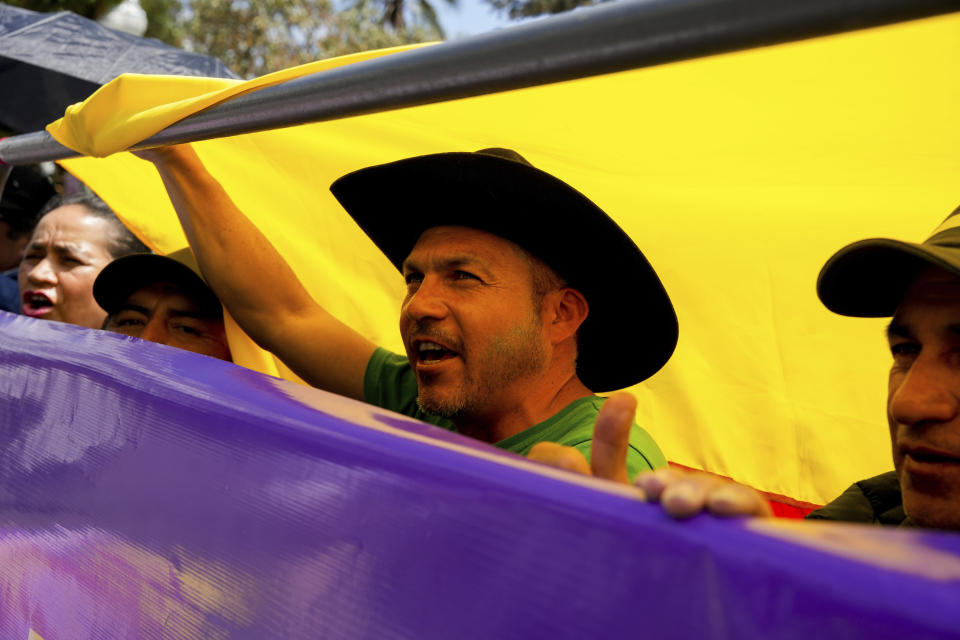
818, 206, 960, 317
94, 247, 221, 316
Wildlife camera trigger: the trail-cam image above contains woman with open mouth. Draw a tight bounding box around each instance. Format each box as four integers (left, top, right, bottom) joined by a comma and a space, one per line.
17, 193, 149, 329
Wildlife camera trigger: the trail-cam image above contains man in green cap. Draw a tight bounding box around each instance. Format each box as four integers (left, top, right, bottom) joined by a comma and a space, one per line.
134, 144, 676, 479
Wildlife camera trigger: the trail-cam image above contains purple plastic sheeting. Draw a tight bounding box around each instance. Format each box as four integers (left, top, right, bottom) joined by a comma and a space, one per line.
1, 311, 960, 639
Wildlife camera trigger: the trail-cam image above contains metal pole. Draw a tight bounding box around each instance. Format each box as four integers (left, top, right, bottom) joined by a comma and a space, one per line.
2, 0, 958, 165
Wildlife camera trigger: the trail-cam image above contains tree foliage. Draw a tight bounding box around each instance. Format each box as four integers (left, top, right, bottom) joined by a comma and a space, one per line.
138, 0, 183, 45
353, 0, 454, 35
4, 0, 442, 78
4, 0, 121, 18
484, 0, 595, 20
178, 0, 440, 78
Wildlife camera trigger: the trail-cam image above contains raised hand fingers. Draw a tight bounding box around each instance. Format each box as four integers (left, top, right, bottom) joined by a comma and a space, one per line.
590, 392, 636, 484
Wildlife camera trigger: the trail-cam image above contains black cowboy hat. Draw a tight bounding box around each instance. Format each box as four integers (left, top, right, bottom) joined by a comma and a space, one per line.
330, 148, 678, 392
818, 206, 960, 317
94, 247, 221, 316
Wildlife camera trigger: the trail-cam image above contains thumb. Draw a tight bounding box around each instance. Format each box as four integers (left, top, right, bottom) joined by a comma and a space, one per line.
590, 392, 636, 484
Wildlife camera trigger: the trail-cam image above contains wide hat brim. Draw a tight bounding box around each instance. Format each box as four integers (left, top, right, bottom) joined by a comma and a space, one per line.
330, 151, 678, 392
817, 229, 960, 317
94, 251, 219, 315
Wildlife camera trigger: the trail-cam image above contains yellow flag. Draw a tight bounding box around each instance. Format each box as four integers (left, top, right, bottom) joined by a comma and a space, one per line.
54, 14, 960, 506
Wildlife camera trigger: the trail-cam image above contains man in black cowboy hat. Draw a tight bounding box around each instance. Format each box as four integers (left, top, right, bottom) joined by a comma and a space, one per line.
134, 144, 676, 478
94, 247, 232, 362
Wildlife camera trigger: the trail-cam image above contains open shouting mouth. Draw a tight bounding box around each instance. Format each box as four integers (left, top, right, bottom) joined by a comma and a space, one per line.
414, 340, 460, 366
21, 290, 54, 318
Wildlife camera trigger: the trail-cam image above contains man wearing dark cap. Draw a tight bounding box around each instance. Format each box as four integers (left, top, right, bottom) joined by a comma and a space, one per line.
586, 207, 960, 528
809, 206, 960, 529
94, 247, 231, 362
135, 145, 676, 478
0, 166, 55, 312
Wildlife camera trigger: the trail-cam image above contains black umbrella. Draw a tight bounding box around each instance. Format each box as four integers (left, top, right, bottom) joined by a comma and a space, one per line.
0, 4, 237, 133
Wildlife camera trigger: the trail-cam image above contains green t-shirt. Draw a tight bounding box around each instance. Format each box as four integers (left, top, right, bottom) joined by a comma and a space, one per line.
363, 347, 667, 480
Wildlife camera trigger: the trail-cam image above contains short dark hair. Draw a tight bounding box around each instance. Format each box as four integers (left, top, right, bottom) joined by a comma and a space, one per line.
0, 166, 55, 239
38, 192, 150, 258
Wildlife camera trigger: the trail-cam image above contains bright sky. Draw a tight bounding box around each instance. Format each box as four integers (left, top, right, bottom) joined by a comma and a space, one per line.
433, 0, 518, 38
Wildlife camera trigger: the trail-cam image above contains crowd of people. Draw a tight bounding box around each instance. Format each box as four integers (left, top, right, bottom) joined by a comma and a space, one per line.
2, 145, 958, 532
0, 170, 231, 361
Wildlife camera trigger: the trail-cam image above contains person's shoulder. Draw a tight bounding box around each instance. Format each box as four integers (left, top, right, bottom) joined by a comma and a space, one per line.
0, 271, 20, 314
363, 347, 414, 409
806, 471, 906, 525
366, 346, 410, 374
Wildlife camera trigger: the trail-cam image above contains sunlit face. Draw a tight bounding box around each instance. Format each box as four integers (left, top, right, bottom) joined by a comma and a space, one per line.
104, 282, 231, 362
18, 205, 116, 329
399, 226, 549, 420
886, 266, 960, 529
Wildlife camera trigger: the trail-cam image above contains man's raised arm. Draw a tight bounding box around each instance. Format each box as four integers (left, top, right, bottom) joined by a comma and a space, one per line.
137, 144, 377, 400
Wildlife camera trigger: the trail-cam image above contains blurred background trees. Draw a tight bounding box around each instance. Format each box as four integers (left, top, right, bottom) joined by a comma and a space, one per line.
484, 0, 593, 20
170, 0, 440, 78
4, 0, 440, 76
3, 0, 597, 77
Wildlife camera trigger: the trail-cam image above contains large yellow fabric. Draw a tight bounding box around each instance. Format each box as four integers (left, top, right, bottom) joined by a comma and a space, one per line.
52, 14, 960, 505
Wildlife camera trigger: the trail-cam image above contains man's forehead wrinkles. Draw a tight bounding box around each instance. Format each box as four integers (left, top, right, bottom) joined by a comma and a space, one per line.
404, 251, 488, 271
901, 272, 960, 302
53, 241, 86, 253
890, 300, 960, 338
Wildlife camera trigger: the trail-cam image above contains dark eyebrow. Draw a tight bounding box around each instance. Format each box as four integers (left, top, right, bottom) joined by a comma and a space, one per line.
886, 320, 912, 340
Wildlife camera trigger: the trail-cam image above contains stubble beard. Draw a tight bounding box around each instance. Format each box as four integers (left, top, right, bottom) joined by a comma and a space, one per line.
416, 317, 548, 420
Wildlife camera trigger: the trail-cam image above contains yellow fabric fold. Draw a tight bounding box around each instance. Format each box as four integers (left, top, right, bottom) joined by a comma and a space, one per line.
57, 14, 960, 505
47, 45, 430, 157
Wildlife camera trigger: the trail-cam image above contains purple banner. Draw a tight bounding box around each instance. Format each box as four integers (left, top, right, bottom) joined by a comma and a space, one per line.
0, 310, 959, 639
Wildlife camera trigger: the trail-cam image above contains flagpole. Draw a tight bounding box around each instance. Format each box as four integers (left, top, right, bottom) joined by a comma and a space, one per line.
1, 0, 958, 165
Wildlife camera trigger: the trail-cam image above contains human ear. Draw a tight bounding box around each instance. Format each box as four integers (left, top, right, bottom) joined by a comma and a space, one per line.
545, 287, 588, 344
